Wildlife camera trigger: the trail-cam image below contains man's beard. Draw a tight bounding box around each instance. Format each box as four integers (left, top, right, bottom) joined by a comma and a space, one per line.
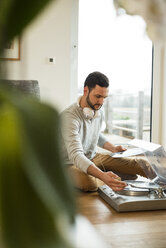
86, 93, 102, 110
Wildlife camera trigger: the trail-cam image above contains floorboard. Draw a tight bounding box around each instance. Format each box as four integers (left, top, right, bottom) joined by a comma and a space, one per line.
76, 190, 166, 248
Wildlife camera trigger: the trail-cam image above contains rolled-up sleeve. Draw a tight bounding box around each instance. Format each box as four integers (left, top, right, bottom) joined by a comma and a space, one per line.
61, 112, 95, 173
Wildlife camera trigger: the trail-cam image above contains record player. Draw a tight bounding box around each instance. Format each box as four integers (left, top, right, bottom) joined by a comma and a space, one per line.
98, 139, 166, 212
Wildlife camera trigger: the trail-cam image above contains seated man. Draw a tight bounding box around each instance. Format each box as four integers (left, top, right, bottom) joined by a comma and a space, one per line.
61, 71, 155, 192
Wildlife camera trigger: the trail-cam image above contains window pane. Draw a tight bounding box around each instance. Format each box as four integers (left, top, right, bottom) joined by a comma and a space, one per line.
78, 0, 152, 143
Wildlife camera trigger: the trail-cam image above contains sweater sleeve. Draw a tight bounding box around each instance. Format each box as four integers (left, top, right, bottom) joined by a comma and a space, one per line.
98, 132, 109, 148
97, 109, 109, 147
61, 111, 95, 173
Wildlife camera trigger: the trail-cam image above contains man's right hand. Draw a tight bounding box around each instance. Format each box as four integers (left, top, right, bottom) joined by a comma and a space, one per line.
87, 164, 127, 191
100, 171, 127, 191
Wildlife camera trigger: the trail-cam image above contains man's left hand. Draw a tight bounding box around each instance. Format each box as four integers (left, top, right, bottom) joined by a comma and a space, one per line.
113, 145, 126, 153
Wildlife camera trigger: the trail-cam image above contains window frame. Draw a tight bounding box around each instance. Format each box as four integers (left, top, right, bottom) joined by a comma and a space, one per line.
151, 43, 166, 148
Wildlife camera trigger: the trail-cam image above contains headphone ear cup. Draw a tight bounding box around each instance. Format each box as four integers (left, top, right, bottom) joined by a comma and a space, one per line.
83, 107, 95, 119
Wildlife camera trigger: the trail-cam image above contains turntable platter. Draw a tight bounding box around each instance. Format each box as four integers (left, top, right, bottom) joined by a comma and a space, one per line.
116, 184, 149, 196
116, 180, 160, 196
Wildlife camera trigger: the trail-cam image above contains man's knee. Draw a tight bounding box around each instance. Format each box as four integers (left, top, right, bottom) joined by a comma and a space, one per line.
68, 165, 100, 192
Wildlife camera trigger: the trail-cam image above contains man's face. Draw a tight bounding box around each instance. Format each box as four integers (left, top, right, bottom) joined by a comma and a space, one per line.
85, 85, 109, 110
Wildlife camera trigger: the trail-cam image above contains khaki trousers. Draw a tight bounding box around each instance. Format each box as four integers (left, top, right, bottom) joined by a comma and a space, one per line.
68, 153, 156, 192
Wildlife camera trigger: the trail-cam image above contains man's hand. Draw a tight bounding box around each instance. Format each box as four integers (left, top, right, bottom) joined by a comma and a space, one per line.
100, 171, 127, 191
87, 164, 127, 191
113, 145, 126, 153
103, 142, 126, 153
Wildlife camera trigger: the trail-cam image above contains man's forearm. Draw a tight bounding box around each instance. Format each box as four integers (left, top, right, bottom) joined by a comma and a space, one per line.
87, 164, 105, 181
103, 141, 116, 152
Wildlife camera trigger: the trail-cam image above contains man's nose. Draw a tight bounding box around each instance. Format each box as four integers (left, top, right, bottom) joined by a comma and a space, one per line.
98, 98, 104, 105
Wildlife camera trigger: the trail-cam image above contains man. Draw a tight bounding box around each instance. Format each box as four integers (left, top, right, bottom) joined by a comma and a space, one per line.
61, 72, 154, 192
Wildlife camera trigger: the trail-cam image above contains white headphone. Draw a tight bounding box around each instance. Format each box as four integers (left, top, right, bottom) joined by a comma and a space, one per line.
83, 107, 96, 119
77, 97, 98, 119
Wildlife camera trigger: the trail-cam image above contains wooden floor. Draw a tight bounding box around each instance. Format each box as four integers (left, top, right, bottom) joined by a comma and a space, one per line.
76, 190, 166, 248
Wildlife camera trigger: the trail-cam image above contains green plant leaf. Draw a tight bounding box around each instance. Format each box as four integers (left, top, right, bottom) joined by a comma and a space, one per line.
0, 0, 55, 49
0, 88, 75, 248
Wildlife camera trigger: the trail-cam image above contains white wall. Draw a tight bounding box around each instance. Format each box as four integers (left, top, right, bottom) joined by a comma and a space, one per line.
3, 0, 78, 112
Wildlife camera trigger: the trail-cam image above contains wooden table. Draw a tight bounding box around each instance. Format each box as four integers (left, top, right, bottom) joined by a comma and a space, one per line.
76, 191, 166, 248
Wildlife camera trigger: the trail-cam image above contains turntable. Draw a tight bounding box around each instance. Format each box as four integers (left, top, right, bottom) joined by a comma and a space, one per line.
98, 139, 166, 212
98, 180, 166, 212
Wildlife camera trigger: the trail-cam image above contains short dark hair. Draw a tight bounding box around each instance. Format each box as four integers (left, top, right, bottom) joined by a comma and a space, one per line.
84, 71, 109, 91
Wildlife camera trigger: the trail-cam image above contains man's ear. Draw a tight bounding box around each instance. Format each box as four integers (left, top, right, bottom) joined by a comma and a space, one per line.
84, 86, 89, 96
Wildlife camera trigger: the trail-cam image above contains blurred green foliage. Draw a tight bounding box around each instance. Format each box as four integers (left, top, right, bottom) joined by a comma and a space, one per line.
0, 0, 56, 50
0, 0, 76, 247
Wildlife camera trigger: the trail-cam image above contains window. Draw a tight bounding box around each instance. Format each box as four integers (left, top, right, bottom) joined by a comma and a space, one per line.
78, 0, 152, 143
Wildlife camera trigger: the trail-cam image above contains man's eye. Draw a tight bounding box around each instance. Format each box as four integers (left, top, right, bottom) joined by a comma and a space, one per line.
96, 95, 100, 99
